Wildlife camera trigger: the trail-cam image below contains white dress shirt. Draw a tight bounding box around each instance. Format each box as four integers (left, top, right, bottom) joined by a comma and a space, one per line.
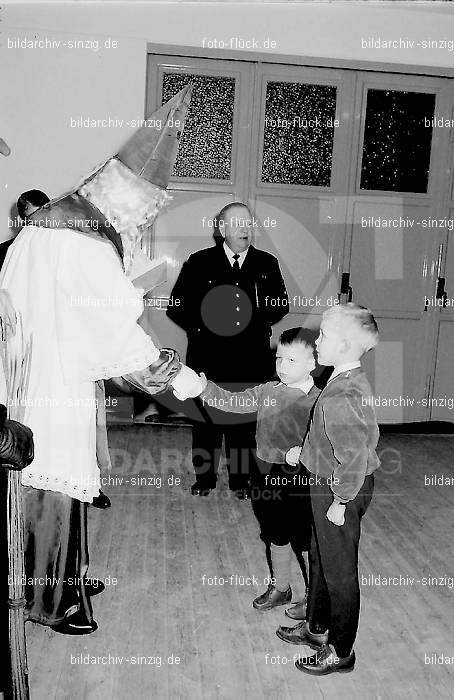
276, 377, 314, 394
286, 377, 315, 393
223, 241, 249, 269
328, 361, 361, 382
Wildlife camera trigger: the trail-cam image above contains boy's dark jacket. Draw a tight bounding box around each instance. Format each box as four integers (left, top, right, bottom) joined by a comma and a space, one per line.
301, 367, 380, 502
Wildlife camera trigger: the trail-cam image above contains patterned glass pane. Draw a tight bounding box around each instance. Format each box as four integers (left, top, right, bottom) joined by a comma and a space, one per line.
261, 82, 337, 186
161, 72, 235, 180
360, 89, 435, 193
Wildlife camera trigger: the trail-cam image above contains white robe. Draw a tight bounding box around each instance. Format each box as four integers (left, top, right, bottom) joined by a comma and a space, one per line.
0, 225, 159, 501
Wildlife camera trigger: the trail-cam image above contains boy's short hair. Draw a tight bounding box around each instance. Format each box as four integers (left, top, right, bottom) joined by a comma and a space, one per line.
324, 303, 379, 353
278, 327, 315, 352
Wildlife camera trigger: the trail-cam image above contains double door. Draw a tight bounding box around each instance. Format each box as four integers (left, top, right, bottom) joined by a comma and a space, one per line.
145, 52, 454, 423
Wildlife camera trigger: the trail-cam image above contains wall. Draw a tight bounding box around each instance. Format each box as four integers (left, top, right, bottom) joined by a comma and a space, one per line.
0, 24, 146, 237
4, 2, 454, 67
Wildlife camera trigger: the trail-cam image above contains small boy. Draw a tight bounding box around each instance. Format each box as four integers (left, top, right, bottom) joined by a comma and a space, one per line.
277, 303, 380, 676
197, 328, 320, 614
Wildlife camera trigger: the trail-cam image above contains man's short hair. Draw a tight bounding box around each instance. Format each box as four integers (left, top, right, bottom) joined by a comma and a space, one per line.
324, 303, 379, 353
17, 189, 49, 220
278, 327, 315, 352
213, 201, 250, 241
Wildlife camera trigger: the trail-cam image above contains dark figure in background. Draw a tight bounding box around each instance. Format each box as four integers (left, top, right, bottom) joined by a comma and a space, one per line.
0, 190, 50, 270
167, 202, 288, 498
16, 189, 50, 225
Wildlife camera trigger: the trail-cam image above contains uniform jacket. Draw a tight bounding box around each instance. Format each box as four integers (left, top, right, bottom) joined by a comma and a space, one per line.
167, 244, 288, 383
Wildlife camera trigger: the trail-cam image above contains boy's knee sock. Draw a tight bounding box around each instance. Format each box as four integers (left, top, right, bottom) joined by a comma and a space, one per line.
270, 542, 292, 592
291, 544, 309, 591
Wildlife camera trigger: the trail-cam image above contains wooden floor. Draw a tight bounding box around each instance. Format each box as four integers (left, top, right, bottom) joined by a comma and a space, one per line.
26, 426, 454, 699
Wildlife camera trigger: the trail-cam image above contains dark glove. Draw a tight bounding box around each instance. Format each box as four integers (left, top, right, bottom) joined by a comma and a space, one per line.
0, 414, 34, 470
120, 348, 182, 396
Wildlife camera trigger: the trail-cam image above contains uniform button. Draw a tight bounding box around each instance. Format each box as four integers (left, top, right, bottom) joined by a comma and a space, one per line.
236, 322, 240, 326
235, 293, 240, 298
235, 282, 239, 286
236, 307, 240, 311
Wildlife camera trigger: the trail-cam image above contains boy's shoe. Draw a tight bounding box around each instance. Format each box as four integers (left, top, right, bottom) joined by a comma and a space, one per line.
285, 597, 307, 620
276, 619, 328, 647
253, 584, 292, 611
295, 644, 355, 675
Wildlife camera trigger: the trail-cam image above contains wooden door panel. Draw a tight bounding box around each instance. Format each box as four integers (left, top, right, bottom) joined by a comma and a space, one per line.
362, 318, 426, 423
431, 322, 454, 422
349, 199, 434, 316
253, 195, 343, 315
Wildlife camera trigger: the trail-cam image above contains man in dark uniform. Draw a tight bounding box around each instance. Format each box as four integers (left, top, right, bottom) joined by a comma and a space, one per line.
167, 202, 288, 498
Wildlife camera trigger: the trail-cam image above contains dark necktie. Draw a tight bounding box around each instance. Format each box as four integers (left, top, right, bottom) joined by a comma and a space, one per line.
232, 254, 240, 272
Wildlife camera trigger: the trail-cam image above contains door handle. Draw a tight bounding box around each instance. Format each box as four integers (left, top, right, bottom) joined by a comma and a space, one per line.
338, 272, 352, 304
436, 276, 448, 308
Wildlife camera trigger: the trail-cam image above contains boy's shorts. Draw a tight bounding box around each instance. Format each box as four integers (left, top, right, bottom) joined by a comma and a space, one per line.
250, 458, 312, 550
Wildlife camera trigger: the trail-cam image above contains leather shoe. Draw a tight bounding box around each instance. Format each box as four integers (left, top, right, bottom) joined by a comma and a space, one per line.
191, 481, 215, 496
91, 491, 111, 509
276, 619, 328, 647
295, 643, 355, 675
51, 610, 98, 636
84, 578, 105, 597
253, 584, 292, 611
285, 597, 307, 620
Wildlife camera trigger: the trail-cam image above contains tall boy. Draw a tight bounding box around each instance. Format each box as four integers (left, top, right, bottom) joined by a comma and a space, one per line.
278, 303, 380, 675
